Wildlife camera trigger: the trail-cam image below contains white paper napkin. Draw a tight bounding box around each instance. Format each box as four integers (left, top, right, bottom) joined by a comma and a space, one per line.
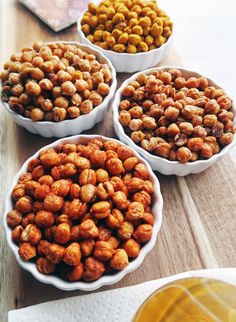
8, 268, 236, 322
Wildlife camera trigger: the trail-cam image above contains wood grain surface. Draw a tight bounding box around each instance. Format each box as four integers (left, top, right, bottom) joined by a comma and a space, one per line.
0, 1, 236, 321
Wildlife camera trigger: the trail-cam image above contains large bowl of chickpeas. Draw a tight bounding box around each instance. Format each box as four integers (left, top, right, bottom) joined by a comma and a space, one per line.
0, 41, 117, 138
4, 135, 163, 291
113, 67, 236, 176
78, 0, 173, 73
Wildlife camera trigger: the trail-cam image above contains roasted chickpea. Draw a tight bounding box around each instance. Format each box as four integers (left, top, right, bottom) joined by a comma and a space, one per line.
19, 242, 36, 261
106, 158, 124, 175
118, 221, 134, 240
80, 240, 95, 257
67, 263, 84, 281
54, 223, 71, 245
187, 137, 204, 151
83, 257, 105, 281
133, 224, 152, 243
93, 241, 114, 261
219, 133, 234, 146
176, 147, 192, 163
109, 249, 129, 270
123, 238, 141, 258
68, 199, 87, 220
79, 219, 99, 239
7, 210, 22, 227
16, 196, 33, 213
12, 184, 25, 201
47, 243, 65, 264
36, 257, 56, 275
44, 194, 64, 212
35, 210, 54, 229
63, 242, 81, 266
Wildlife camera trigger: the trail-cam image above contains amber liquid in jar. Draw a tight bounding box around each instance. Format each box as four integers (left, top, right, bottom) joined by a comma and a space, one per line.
133, 278, 236, 322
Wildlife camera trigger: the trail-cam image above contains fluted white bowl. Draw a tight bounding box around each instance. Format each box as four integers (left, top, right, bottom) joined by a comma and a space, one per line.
4, 135, 163, 291
77, 11, 173, 73
1, 41, 117, 138
113, 66, 236, 176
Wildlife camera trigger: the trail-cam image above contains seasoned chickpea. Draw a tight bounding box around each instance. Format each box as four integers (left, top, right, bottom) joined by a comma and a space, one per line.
96, 169, 109, 183
219, 133, 234, 146
68, 199, 87, 220
200, 143, 213, 159
79, 219, 99, 239
112, 191, 128, 209
93, 241, 114, 261
12, 184, 25, 201
35, 210, 54, 229
118, 221, 134, 240
106, 208, 124, 229
123, 238, 141, 258
106, 158, 124, 175
133, 224, 152, 243
63, 242, 81, 266
176, 147, 192, 163
16, 196, 33, 213
109, 249, 129, 270
44, 194, 64, 212
47, 243, 65, 264
36, 257, 56, 275
127, 177, 144, 192
80, 240, 95, 257
187, 137, 204, 151
67, 263, 84, 281
19, 242, 36, 261
126, 202, 144, 220
7, 210, 22, 227
54, 223, 71, 245
83, 257, 105, 281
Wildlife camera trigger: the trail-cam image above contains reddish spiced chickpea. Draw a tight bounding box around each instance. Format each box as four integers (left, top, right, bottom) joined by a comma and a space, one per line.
1, 43, 112, 122
118, 69, 235, 162
9, 139, 155, 282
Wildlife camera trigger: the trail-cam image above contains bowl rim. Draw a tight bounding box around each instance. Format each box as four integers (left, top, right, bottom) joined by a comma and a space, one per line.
113, 66, 236, 169
77, 5, 174, 58
3, 134, 163, 291
1, 40, 117, 126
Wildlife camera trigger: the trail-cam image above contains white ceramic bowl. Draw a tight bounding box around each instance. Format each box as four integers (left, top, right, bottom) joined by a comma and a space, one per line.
77, 11, 173, 73
113, 66, 236, 176
3, 135, 163, 291
1, 41, 117, 138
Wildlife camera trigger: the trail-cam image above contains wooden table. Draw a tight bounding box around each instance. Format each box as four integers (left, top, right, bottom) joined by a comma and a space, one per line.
1, 1, 236, 321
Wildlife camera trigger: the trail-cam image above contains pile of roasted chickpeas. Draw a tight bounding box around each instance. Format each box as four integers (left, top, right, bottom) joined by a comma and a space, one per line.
0, 42, 112, 122
119, 69, 236, 163
81, 0, 172, 53
7, 139, 155, 282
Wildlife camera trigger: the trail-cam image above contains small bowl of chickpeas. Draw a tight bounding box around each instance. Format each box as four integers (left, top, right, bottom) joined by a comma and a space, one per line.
113, 67, 236, 176
78, 0, 173, 73
0, 41, 117, 138
4, 135, 163, 291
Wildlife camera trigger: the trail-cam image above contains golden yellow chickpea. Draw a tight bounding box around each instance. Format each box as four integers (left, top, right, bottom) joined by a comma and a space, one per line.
128, 34, 141, 46
138, 41, 148, 52
126, 44, 137, 53
113, 44, 125, 52
132, 25, 143, 35
118, 33, 129, 45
